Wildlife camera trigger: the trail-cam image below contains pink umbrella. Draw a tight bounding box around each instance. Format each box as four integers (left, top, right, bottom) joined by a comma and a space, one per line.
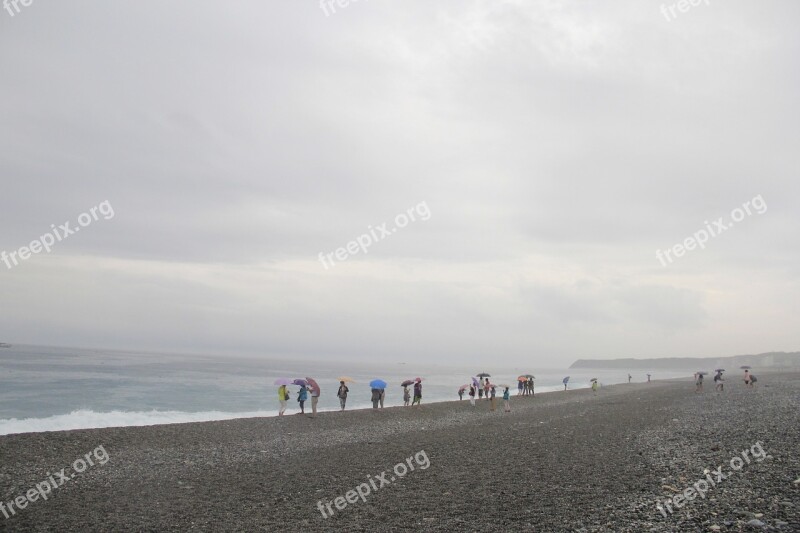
305, 377, 320, 395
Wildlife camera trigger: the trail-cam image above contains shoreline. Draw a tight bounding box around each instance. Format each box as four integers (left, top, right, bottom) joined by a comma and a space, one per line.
1, 374, 797, 531
0, 375, 693, 437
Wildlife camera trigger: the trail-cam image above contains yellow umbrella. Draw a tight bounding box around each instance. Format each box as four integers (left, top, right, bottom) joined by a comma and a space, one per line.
337, 376, 355, 383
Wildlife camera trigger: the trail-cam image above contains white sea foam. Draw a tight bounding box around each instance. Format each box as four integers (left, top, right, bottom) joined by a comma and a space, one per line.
0, 409, 279, 436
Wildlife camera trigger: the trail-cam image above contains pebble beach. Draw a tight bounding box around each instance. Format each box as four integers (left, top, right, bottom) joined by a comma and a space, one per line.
1, 374, 798, 532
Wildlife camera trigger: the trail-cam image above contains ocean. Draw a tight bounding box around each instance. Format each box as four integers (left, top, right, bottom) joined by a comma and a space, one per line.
0, 344, 690, 435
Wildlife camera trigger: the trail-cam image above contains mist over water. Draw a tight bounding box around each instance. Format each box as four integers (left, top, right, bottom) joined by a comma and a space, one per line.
0, 345, 689, 435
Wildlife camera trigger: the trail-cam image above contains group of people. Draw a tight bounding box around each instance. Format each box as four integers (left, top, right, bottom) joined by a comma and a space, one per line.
462, 379, 511, 412
368, 379, 422, 409
277, 382, 320, 417
694, 369, 757, 393
517, 378, 535, 396
278, 378, 425, 417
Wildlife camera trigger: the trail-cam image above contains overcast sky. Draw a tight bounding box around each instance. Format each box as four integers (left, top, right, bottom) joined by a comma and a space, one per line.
0, 1, 797, 366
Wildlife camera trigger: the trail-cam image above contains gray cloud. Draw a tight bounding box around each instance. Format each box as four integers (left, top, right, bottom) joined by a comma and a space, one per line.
0, 0, 797, 365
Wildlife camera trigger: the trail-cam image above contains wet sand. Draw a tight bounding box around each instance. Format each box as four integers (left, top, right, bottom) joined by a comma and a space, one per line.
1, 374, 798, 532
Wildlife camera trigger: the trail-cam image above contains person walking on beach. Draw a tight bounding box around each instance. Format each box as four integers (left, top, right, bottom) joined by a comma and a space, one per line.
503, 387, 511, 412
484, 381, 490, 400
297, 385, 308, 414
518, 380, 524, 396
647, 374, 651, 383
695, 373, 704, 393
591, 380, 598, 395
380, 388, 386, 408
714, 371, 724, 392
337, 381, 349, 411
278, 384, 289, 416
412, 380, 422, 406
371, 388, 381, 409
529, 377, 534, 396
478, 383, 484, 400
469, 385, 476, 406
403, 385, 411, 406
490, 385, 497, 411
458, 388, 464, 400
744, 369, 753, 388
628, 374, 632, 384
310, 385, 320, 418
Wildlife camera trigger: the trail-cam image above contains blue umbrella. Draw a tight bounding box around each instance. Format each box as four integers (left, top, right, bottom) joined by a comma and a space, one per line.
292, 378, 308, 387
369, 379, 388, 389
562, 376, 570, 384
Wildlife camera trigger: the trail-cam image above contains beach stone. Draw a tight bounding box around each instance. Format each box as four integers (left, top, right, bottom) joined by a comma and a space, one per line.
709, 525, 721, 531
746, 519, 766, 528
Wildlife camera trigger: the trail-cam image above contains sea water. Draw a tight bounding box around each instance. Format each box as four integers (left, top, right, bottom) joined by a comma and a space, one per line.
0, 344, 689, 435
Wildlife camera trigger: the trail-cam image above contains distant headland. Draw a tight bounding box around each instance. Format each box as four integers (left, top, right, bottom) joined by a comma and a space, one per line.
569, 351, 800, 370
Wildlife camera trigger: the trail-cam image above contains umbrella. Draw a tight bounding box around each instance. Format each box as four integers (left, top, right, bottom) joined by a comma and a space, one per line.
401, 379, 415, 387
458, 384, 470, 391
337, 376, 355, 383
369, 379, 388, 389
415, 377, 423, 382
292, 378, 308, 387
590, 378, 598, 382
517, 376, 528, 382
471, 377, 480, 386
273, 378, 293, 386
476, 372, 491, 378
562, 376, 570, 384
525, 374, 535, 379
740, 365, 752, 369
305, 377, 320, 394
697, 371, 708, 375
715, 369, 725, 372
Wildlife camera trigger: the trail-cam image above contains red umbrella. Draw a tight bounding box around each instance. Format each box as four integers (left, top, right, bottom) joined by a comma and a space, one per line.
305, 377, 320, 395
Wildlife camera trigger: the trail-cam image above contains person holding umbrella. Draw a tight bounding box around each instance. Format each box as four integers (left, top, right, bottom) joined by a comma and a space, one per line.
563, 376, 570, 391
306, 377, 321, 418
714, 370, 725, 392
591, 378, 598, 395
517, 378, 524, 396
469, 384, 476, 406
695, 372, 705, 393
337, 380, 349, 411
297, 384, 308, 414
370, 379, 386, 409
412, 378, 423, 406
458, 387, 464, 401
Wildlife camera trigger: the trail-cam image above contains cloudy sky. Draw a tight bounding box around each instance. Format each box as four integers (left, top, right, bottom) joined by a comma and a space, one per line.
1, 1, 797, 366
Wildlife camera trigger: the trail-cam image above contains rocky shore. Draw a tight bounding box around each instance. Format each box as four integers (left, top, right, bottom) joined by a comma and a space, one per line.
1, 373, 798, 532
